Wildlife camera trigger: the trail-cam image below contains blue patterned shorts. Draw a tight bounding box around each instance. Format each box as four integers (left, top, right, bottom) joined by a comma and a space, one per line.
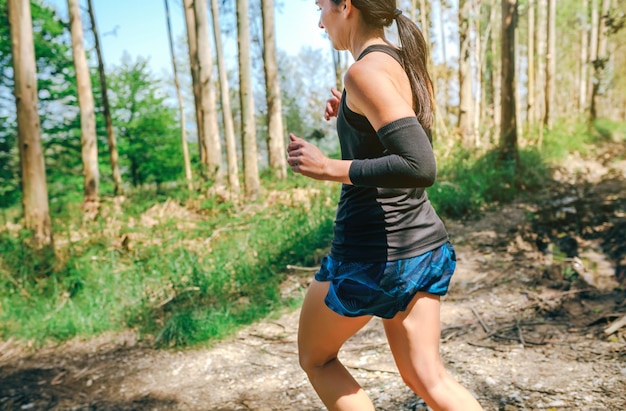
314, 242, 456, 319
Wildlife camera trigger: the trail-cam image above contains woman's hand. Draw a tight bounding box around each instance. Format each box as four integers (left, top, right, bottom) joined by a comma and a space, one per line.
287, 134, 329, 180
287, 134, 352, 184
324, 88, 342, 120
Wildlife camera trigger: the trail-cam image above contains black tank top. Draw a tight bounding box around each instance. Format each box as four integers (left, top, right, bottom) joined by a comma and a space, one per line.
330, 44, 448, 262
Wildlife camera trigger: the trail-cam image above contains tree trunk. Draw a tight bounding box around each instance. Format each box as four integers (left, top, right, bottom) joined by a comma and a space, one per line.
183, 0, 205, 167
194, 0, 223, 185
332, 49, 346, 91
473, 0, 482, 146
491, 0, 501, 136
500, 0, 518, 163
87, 0, 122, 195
164, 0, 193, 190
590, 0, 611, 121
237, 0, 260, 200
8, 0, 53, 248
544, 0, 556, 129
527, 0, 536, 124
210, 0, 240, 195
578, 0, 589, 113
458, 0, 474, 146
261, 0, 286, 180
67, 0, 99, 209
588, 0, 599, 111
535, 0, 547, 135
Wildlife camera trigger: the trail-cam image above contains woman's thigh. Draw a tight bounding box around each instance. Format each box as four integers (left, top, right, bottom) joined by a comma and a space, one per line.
298, 280, 372, 367
382, 292, 443, 383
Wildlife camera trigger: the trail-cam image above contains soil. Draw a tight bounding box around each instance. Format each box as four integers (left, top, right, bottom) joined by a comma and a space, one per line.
1, 146, 625, 411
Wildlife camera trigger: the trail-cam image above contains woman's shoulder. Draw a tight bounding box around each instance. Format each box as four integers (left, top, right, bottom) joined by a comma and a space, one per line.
344, 51, 413, 129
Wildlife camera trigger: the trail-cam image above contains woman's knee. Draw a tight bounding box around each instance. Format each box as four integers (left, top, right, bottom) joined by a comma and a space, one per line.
298, 345, 338, 374
399, 357, 447, 394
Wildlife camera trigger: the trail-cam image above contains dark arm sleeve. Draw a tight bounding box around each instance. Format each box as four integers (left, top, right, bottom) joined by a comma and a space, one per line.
348, 117, 437, 188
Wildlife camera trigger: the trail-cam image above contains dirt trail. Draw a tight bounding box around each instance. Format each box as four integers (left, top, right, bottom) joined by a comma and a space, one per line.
1, 152, 625, 410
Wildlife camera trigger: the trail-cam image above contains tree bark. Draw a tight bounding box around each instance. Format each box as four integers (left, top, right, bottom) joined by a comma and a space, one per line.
458, 0, 474, 146
491, 0, 501, 136
261, 0, 286, 179
544, 0, 556, 129
473, 0, 482, 146
527, 0, 536, 124
590, 0, 611, 121
183, 0, 205, 166
210, 0, 240, 195
578, 0, 589, 113
535, 0, 547, 132
164, 0, 193, 190
194, 0, 223, 184
588, 0, 599, 110
67, 0, 99, 208
8, 0, 53, 248
87, 0, 122, 195
237, 0, 260, 200
500, 0, 518, 163
332, 49, 346, 91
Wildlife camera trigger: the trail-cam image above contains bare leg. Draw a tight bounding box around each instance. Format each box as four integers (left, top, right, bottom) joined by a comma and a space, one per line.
298, 280, 374, 411
383, 292, 483, 411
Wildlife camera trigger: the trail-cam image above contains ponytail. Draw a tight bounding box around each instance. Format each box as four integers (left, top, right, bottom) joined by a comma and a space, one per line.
395, 14, 434, 130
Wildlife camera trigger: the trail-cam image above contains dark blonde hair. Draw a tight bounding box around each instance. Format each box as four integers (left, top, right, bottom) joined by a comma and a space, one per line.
332, 0, 434, 129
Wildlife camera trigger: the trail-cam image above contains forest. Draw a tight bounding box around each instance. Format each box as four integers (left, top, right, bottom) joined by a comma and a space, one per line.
0, 0, 625, 409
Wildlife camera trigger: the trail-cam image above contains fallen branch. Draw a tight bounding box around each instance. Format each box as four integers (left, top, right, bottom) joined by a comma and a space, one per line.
157, 286, 200, 308
604, 314, 626, 335
516, 318, 526, 347
471, 306, 491, 334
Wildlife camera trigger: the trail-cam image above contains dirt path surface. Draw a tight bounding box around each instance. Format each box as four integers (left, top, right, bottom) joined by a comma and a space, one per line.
1, 151, 625, 410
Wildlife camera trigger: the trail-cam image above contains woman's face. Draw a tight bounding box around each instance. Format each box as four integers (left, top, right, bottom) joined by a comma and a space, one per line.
316, 0, 346, 49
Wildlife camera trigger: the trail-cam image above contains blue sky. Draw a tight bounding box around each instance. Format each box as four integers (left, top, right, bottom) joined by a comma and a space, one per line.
45, 0, 330, 75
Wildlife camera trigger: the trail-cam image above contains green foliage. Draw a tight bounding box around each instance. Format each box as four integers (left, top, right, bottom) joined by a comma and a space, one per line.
2, 118, 624, 347
0, 0, 77, 208
429, 139, 551, 219
0, 178, 337, 347
107, 56, 183, 188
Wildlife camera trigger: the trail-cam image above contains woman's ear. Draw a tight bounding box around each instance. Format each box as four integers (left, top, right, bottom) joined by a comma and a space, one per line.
343, 0, 353, 18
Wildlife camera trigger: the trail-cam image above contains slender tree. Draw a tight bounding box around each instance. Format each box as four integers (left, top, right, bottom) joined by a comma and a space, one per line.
535, 0, 547, 139
183, 0, 204, 166
67, 0, 99, 208
458, 0, 474, 145
261, 0, 286, 179
237, 0, 260, 199
578, 0, 589, 113
544, 0, 556, 129
210, 0, 240, 195
472, 0, 482, 145
590, 0, 611, 121
491, 0, 501, 135
164, 0, 193, 190
588, 0, 599, 109
87, 0, 122, 195
8, 0, 53, 248
194, 0, 223, 184
480, 0, 496, 134
527, 0, 536, 124
500, 0, 518, 163
331, 49, 347, 91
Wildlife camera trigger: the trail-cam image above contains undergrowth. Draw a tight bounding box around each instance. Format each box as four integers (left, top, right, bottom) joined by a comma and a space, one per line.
0, 119, 621, 347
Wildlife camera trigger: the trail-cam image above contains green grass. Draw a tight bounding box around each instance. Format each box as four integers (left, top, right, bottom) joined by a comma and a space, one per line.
0, 178, 337, 347
0, 119, 622, 347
